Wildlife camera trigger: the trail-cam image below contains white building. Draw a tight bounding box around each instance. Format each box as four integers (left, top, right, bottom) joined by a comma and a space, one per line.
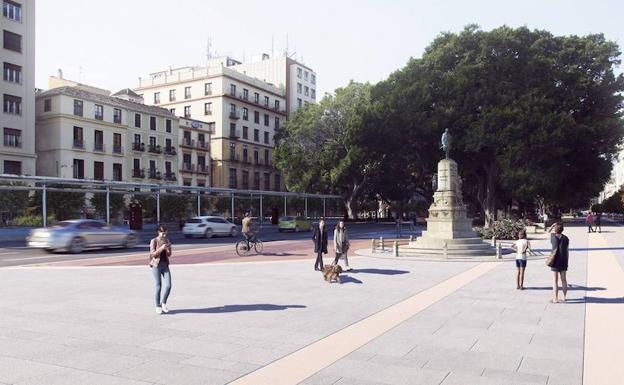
135, 62, 286, 191
1, 0, 36, 175
177, 117, 213, 187
35, 78, 179, 184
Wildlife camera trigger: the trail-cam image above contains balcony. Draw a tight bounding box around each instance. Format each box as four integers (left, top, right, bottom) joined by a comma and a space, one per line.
242, 157, 251, 164
181, 138, 195, 148
229, 129, 239, 139
164, 172, 177, 182
132, 142, 145, 152
164, 146, 177, 156
239, 93, 249, 101
264, 161, 273, 168
197, 164, 209, 174
72, 140, 85, 149
148, 144, 162, 154
132, 168, 145, 178
148, 169, 162, 180
180, 163, 195, 173
94, 142, 105, 152
112, 145, 124, 154
228, 154, 240, 163
229, 111, 240, 120
196, 141, 209, 150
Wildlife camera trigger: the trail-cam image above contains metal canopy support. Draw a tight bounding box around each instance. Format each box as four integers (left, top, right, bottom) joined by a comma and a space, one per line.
259, 194, 263, 227
283, 196, 287, 216
305, 197, 308, 218
197, 193, 201, 216
323, 198, 326, 218
156, 190, 161, 224
231, 192, 235, 222
42, 183, 47, 227
105, 186, 110, 225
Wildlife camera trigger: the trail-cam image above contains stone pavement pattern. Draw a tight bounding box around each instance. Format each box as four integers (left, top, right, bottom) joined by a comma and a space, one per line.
0, 224, 621, 384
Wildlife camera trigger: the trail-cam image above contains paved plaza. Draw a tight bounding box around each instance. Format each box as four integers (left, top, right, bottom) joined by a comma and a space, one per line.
0, 223, 622, 384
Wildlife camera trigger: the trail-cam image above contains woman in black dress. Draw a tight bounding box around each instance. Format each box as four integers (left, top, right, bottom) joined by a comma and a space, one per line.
548, 222, 569, 303
312, 217, 328, 271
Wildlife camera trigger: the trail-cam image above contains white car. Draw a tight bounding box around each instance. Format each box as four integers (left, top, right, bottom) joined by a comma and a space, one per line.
182, 216, 238, 238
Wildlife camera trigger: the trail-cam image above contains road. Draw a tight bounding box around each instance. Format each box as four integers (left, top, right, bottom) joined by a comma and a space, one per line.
0, 222, 422, 267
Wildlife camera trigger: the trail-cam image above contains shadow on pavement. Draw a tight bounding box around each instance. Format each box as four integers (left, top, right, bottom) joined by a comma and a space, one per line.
340, 275, 363, 284
350, 268, 410, 275
532, 247, 624, 253
524, 285, 606, 291
168, 304, 306, 314
564, 297, 624, 304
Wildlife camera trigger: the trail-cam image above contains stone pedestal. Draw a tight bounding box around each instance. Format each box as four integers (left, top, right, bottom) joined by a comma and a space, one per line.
405, 159, 496, 256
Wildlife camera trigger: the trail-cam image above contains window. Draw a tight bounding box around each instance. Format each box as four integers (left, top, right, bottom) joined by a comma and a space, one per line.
264, 172, 270, 191
242, 147, 248, 161
113, 108, 121, 124
230, 84, 236, 96
198, 133, 205, 148
73, 99, 83, 116
169, 108, 175, 115
253, 129, 259, 142
184, 86, 191, 99
169, 89, 176, 101
297, 83, 302, 94
73, 159, 84, 179
243, 88, 249, 100
254, 92, 259, 104
304, 101, 309, 107
263, 114, 269, 126
3, 1, 22, 22
149, 159, 156, 172
229, 168, 237, 188
3, 62, 21, 83
150, 116, 156, 130
73, 126, 84, 148
229, 142, 236, 160
274, 100, 280, 110
3, 30, 21, 52
113, 133, 122, 153
204, 82, 212, 95
133, 158, 140, 171
264, 96, 269, 107
184, 106, 191, 118
165, 161, 172, 173
275, 117, 280, 130
134, 113, 141, 127
94, 104, 103, 120
254, 111, 260, 124
264, 132, 269, 144
149, 136, 156, 148
242, 107, 248, 120
3, 127, 21, 147
297, 68, 302, 78
44, 98, 51, 112
3, 160, 20, 175
254, 148, 259, 164
254, 172, 260, 190
229, 122, 236, 137
311, 74, 316, 84
304, 71, 309, 81
311, 89, 316, 99
204, 102, 212, 115
264, 149, 270, 165
304, 86, 309, 96
165, 119, 171, 133
274, 174, 281, 191
165, 138, 172, 150
242, 171, 249, 189
154, 92, 160, 104
297, 98, 302, 108
3, 94, 20, 114
94, 161, 104, 180
113, 163, 122, 181
133, 133, 141, 145
94, 130, 104, 151
242, 126, 248, 139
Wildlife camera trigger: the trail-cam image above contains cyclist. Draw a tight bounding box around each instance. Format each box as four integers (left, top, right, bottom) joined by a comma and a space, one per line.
241, 212, 255, 249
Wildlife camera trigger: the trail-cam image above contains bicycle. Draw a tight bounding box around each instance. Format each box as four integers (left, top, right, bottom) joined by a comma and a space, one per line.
235, 233, 263, 256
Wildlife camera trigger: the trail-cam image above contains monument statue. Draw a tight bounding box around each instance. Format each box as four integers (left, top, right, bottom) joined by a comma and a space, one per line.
431, 173, 438, 191
440, 128, 451, 159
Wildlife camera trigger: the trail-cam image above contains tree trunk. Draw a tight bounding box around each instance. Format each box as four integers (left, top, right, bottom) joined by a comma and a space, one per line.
344, 176, 365, 220
481, 162, 499, 228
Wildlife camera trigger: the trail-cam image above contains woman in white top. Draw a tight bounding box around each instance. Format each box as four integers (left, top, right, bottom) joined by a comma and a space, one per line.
513, 229, 530, 290
332, 220, 351, 271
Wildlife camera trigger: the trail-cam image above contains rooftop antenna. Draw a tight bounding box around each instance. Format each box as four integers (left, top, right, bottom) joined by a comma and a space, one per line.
206, 36, 213, 61
284, 34, 289, 57
271, 35, 274, 57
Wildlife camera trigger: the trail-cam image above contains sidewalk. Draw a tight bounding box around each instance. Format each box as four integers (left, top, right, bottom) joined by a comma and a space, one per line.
0, 224, 621, 384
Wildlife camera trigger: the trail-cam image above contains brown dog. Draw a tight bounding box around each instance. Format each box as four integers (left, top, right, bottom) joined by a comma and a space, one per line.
322, 264, 343, 283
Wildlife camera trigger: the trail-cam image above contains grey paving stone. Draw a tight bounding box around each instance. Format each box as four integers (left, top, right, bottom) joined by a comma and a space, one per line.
299, 373, 342, 385
36, 347, 151, 375
0, 355, 64, 384
143, 336, 247, 358
440, 372, 538, 385
482, 368, 548, 384
114, 360, 240, 385
519, 356, 582, 380
220, 345, 293, 365
322, 358, 448, 385
14, 367, 154, 385
366, 353, 427, 369
179, 356, 258, 374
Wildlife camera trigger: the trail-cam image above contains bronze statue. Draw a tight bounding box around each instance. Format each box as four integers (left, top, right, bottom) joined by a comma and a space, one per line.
440, 128, 451, 159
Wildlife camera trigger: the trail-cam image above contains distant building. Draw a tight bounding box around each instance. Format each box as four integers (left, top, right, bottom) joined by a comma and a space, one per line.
1, 0, 36, 175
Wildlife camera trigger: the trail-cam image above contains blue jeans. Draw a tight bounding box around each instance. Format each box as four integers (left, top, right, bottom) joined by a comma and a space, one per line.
151, 263, 171, 306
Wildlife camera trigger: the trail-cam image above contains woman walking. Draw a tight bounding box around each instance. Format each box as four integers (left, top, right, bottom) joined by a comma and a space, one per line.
150, 224, 172, 314
312, 217, 328, 271
513, 230, 530, 290
547, 222, 569, 303
333, 220, 352, 271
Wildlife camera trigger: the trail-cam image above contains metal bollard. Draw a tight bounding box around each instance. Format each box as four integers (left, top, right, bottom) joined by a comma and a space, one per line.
371, 238, 376, 252
393, 241, 399, 257
380, 236, 385, 251
491, 236, 496, 247
443, 242, 448, 259
496, 242, 502, 259
409, 235, 414, 242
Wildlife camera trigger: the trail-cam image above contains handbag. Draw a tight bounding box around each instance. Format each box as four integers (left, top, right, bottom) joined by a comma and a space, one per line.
148, 238, 166, 267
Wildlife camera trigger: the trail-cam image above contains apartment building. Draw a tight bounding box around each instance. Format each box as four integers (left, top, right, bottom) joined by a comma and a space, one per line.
1, 0, 36, 175
135, 61, 285, 191
35, 79, 179, 184
178, 117, 213, 187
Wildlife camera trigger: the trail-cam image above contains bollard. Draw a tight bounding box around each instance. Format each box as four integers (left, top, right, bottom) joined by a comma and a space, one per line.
380, 237, 385, 251
496, 242, 502, 259
409, 235, 414, 242
443, 242, 448, 259
371, 238, 376, 252
491, 236, 496, 247
393, 241, 399, 257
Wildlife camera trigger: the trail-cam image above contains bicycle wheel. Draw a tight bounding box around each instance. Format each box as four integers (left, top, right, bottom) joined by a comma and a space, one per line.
235, 240, 252, 256
254, 240, 263, 254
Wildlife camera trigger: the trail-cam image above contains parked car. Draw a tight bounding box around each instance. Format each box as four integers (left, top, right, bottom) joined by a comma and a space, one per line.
27, 219, 138, 254
278, 216, 312, 232
182, 216, 238, 238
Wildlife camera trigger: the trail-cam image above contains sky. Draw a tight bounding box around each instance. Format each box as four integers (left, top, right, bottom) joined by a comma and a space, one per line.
36, 0, 624, 97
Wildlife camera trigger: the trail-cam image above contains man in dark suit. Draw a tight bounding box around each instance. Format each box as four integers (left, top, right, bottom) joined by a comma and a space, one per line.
312, 217, 328, 271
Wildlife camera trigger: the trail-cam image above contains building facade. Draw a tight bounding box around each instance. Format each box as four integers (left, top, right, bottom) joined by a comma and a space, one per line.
35, 80, 179, 184
135, 63, 285, 191
1, 0, 36, 175
177, 117, 213, 187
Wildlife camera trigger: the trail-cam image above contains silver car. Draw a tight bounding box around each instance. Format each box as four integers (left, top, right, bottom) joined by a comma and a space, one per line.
27, 219, 139, 253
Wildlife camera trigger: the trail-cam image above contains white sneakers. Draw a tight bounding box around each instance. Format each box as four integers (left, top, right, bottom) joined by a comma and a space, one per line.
161, 303, 169, 313
155, 306, 163, 314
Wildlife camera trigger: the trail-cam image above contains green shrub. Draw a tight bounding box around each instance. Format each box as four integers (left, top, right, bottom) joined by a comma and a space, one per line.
13, 214, 57, 227
474, 218, 526, 240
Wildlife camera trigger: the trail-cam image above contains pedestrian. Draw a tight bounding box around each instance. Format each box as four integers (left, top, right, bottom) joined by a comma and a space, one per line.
546, 222, 569, 303
543, 212, 549, 226
149, 224, 172, 314
332, 220, 352, 271
312, 217, 328, 271
512, 229, 531, 290
595, 212, 602, 233
586, 212, 594, 233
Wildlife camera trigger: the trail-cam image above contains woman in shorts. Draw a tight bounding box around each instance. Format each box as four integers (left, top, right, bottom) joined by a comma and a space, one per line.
513, 229, 530, 290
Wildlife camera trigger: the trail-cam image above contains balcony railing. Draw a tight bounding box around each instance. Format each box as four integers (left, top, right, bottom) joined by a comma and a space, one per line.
148, 169, 162, 180
180, 163, 195, 172
164, 172, 177, 181
132, 168, 145, 178
148, 144, 162, 154
112, 145, 123, 154
196, 141, 209, 150
94, 142, 105, 152
132, 142, 145, 152
73, 140, 85, 149
181, 138, 195, 148
197, 164, 209, 173
229, 111, 240, 119
164, 146, 177, 156
229, 130, 239, 139
229, 154, 240, 162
